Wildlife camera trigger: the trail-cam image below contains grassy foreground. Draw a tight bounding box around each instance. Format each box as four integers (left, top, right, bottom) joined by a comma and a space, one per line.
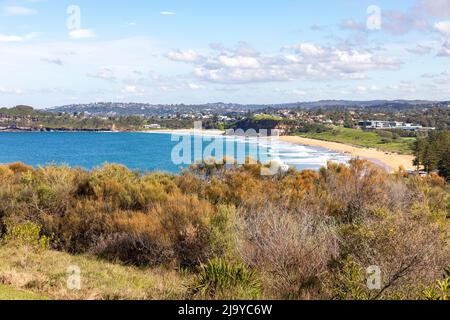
0, 284, 48, 300
297, 127, 415, 154
0, 245, 187, 300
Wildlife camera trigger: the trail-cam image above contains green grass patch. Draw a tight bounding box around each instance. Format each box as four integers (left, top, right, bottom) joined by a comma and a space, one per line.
0, 244, 188, 300
296, 127, 415, 154
0, 284, 48, 300
252, 114, 283, 121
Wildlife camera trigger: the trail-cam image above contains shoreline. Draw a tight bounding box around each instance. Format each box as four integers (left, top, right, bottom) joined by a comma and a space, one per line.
0, 129, 415, 172
280, 135, 415, 172
149, 129, 411, 172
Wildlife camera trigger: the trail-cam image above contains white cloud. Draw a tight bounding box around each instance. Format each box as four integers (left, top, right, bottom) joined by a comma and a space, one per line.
291, 89, 307, 96
434, 21, 450, 36
188, 83, 205, 90
121, 85, 146, 96
437, 41, 450, 57
357, 85, 379, 93
0, 87, 24, 94
166, 49, 203, 63
293, 43, 325, 57
122, 85, 137, 93
167, 42, 401, 84
217, 55, 260, 68
387, 82, 417, 93
69, 29, 96, 39
193, 67, 291, 83
2, 6, 38, 16
0, 32, 39, 42
160, 11, 176, 15
339, 73, 369, 80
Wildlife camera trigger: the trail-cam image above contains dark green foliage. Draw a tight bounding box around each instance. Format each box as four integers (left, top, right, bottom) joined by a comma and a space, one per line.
189, 258, 261, 299
413, 131, 450, 180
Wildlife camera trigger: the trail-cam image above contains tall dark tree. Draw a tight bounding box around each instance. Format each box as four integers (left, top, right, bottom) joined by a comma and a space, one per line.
413, 131, 450, 180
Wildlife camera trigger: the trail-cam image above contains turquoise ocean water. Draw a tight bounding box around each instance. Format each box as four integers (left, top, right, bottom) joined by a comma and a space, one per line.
0, 132, 349, 173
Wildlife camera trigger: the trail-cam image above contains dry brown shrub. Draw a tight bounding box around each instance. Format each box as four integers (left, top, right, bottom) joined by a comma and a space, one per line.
8, 162, 34, 174
319, 160, 393, 222
152, 194, 216, 267
236, 203, 339, 299
339, 210, 450, 299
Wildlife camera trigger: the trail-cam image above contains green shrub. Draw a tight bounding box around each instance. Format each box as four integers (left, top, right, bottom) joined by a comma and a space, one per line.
209, 205, 236, 259
423, 267, 450, 300
331, 258, 370, 300
189, 258, 261, 299
4, 221, 52, 251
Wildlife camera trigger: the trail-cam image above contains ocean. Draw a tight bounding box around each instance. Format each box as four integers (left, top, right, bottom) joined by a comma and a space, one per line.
0, 132, 349, 173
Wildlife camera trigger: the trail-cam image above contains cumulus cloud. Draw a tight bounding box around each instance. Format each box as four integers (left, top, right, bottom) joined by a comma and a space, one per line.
434, 20, 450, 36
217, 55, 260, 68
293, 43, 325, 57
69, 29, 95, 39
166, 42, 401, 84
165, 49, 204, 63
119, 85, 147, 97
437, 41, 450, 56
432, 21, 450, 57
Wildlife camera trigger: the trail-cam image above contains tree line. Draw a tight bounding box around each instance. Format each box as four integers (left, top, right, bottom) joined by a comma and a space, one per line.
413, 131, 450, 180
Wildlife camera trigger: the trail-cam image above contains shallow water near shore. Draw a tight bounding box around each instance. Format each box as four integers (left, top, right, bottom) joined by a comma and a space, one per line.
0, 132, 349, 172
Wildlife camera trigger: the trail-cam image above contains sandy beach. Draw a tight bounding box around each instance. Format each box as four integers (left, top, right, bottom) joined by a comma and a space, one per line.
145, 129, 415, 172
280, 136, 415, 172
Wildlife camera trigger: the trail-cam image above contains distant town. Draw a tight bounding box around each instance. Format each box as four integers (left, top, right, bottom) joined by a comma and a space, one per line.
1, 100, 448, 134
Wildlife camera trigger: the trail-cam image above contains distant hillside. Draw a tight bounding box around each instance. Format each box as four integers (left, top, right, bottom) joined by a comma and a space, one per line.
47, 100, 449, 117
47, 102, 261, 117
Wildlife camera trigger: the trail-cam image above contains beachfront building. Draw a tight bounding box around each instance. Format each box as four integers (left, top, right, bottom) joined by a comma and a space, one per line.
358, 120, 433, 131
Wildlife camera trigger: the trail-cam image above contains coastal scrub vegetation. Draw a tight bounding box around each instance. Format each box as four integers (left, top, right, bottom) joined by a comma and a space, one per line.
0, 160, 449, 300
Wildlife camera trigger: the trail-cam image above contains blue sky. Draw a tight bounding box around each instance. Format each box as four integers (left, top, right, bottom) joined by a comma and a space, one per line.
0, 0, 449, 108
